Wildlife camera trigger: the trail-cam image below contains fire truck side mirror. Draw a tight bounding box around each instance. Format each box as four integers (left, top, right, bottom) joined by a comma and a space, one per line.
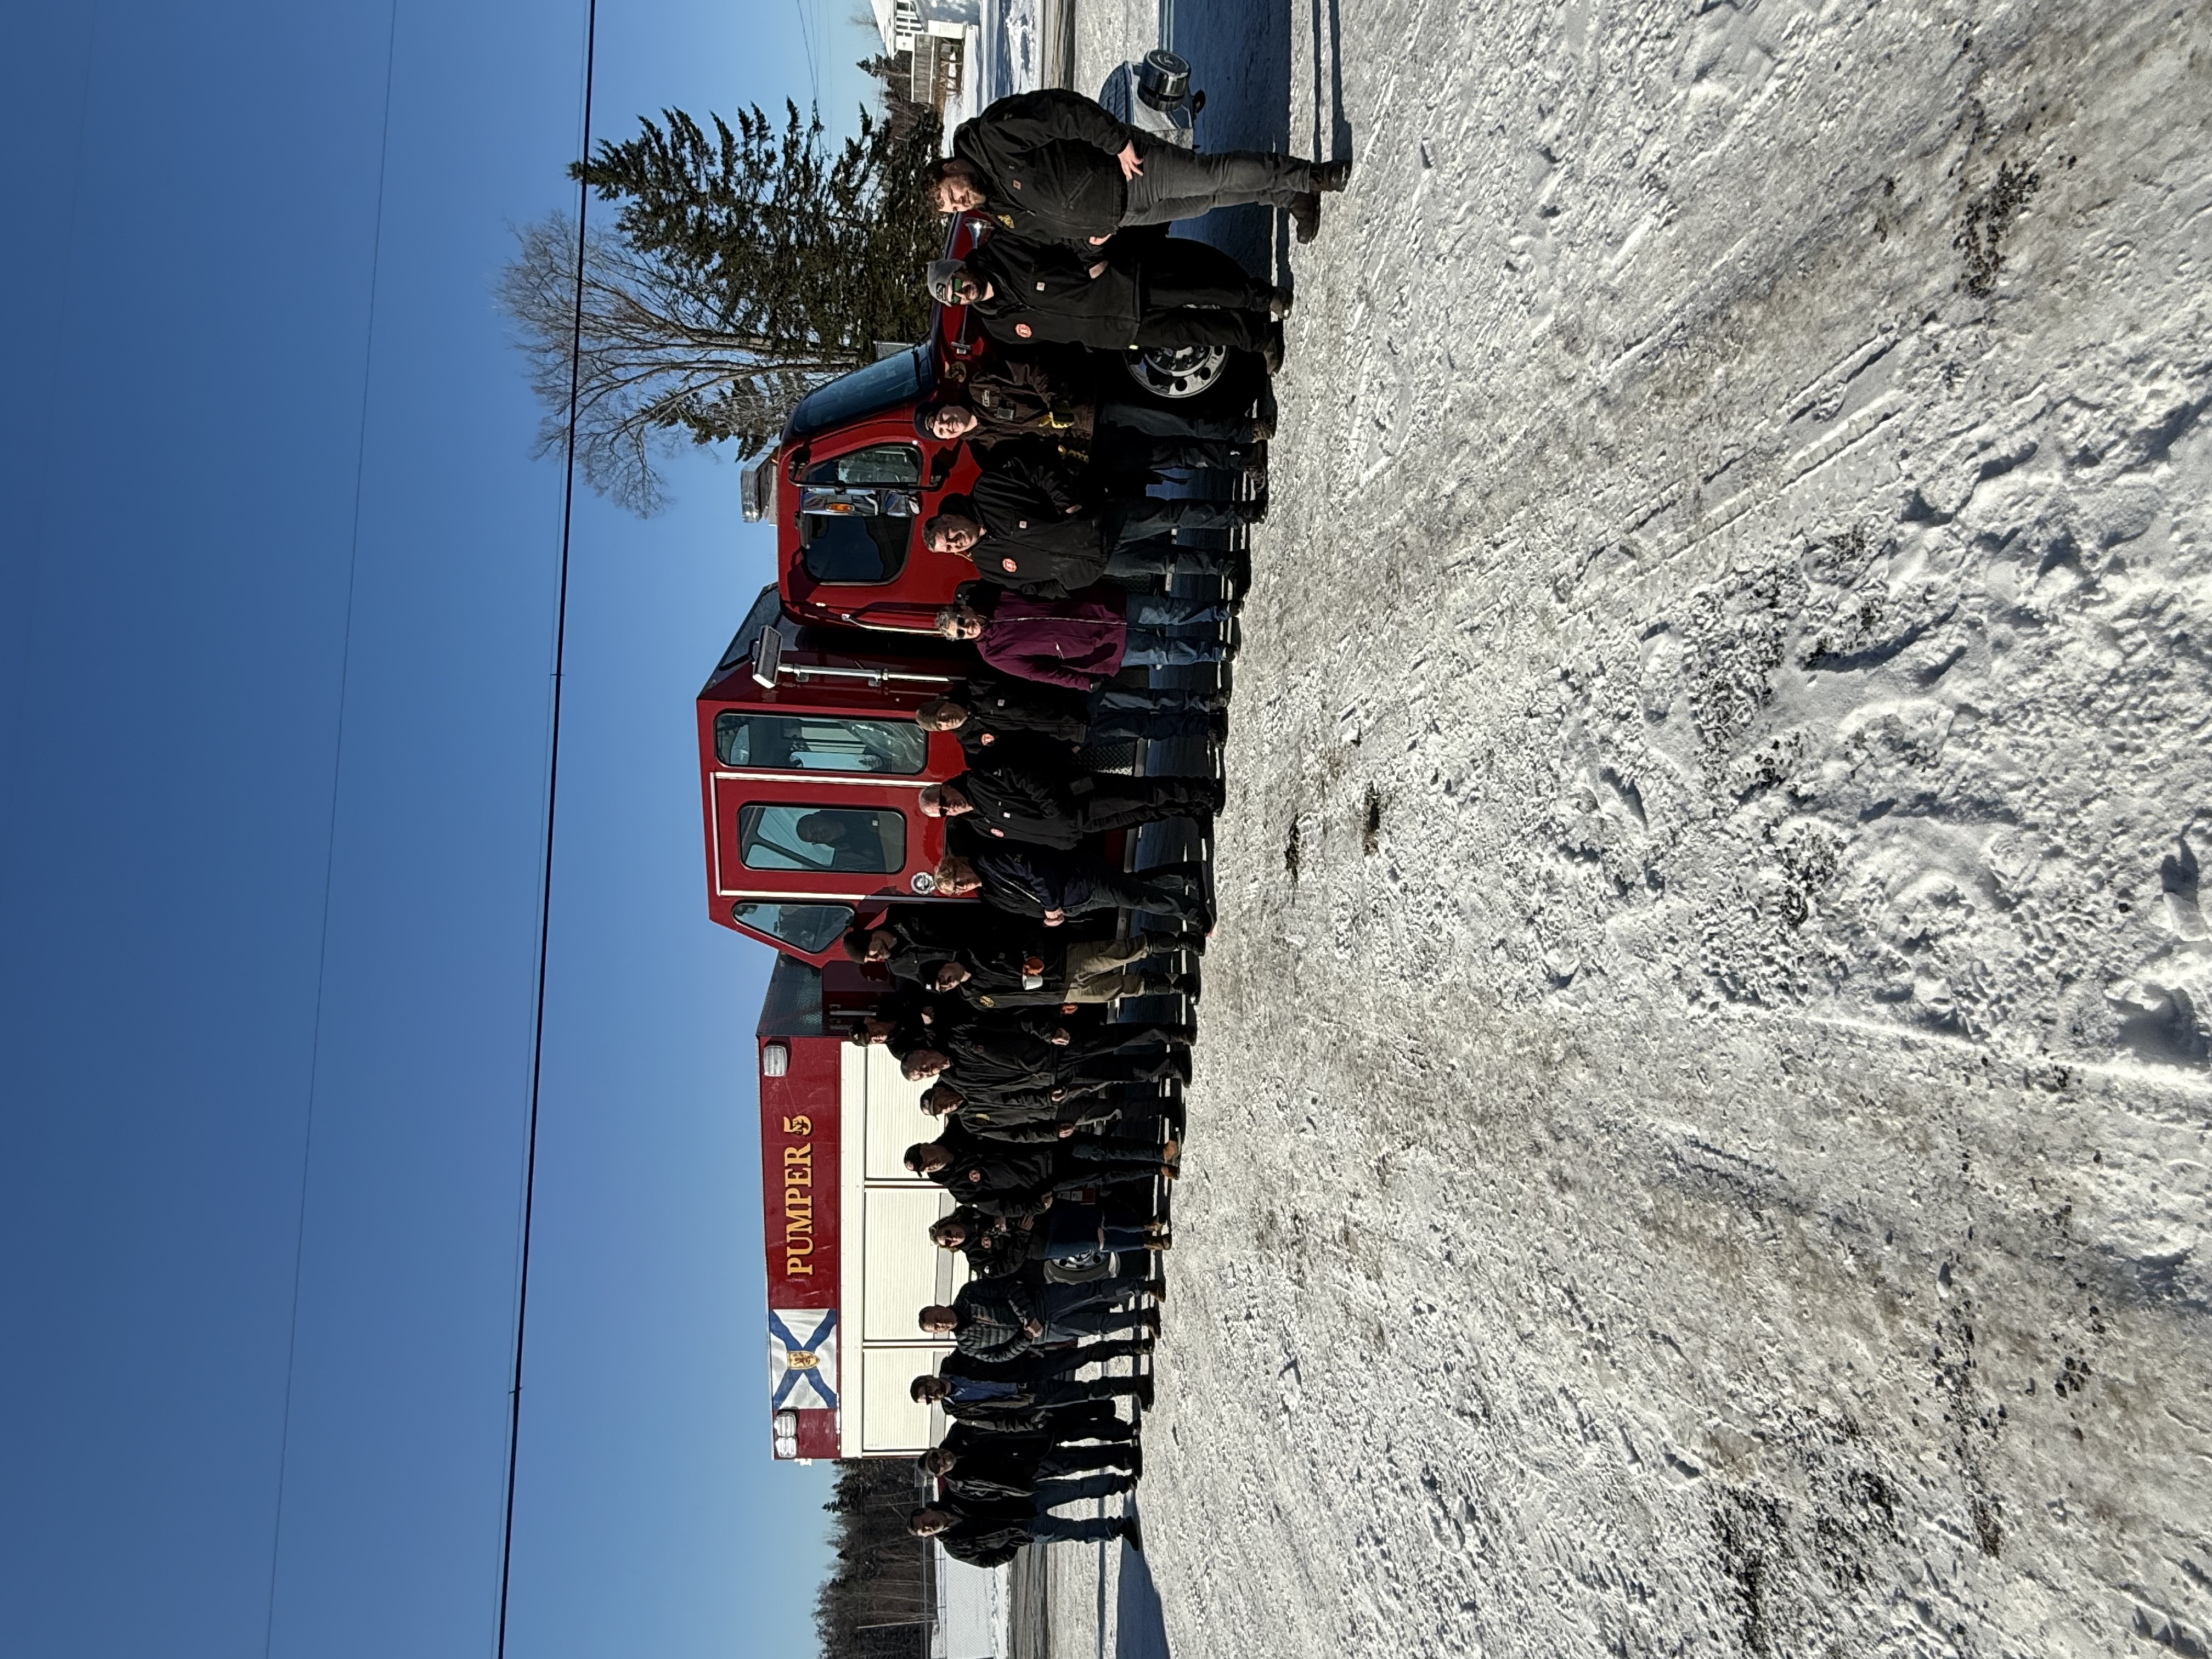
751, 625, 784, 689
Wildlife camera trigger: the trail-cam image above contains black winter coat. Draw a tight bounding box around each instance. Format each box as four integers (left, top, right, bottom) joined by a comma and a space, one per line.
969, 843, 1103, 918
952, 1089, 1076, 1141
940, 1023, 1070, 1099
952, 1278, 1042, 1361
928, 1142, 1062, 1221
952, 755, 1090, 850
936, 1522, 1032, 1569
955, 676, 1092, 749
958, 439, 1109, 595
951, 90, 1134, 244
967, 235, 1144, 351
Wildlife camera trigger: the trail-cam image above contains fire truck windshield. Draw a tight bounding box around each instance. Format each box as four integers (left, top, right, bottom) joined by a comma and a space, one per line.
713, 713, 928, 774
785, 348, 932, 441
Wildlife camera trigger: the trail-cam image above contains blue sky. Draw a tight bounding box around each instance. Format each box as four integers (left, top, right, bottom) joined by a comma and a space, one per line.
0, 2, 879, 1655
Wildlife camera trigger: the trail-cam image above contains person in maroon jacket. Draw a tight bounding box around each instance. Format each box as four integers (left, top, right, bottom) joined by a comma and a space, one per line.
935, 586, 1230, 690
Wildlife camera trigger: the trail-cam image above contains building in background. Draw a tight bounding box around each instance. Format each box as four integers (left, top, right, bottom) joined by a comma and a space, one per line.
868, 0, 979, 115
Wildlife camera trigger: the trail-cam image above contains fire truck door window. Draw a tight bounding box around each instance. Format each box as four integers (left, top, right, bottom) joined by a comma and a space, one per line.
802, 444, 922, 488
730, 901, 852, 956
800, 511, 911, 584
714, 712, 928, 775
737, 804, 906, 874
798, 444, 923, 584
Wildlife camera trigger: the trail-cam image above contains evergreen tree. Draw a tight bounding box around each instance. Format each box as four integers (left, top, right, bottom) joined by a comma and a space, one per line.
499, 99, 940, 516
814, 1459, 931, 1657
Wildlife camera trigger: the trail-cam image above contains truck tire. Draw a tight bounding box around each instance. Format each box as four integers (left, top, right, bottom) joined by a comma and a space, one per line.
1091, 235, 1274, 416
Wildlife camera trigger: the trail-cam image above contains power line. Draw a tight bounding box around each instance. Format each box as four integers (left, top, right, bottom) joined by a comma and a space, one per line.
793, 0, 821, 105
259, 2, 401, 1654
493, 0, 597, 1651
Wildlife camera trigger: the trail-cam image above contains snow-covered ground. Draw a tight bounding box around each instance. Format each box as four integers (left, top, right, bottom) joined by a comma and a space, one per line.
1051, 2, 2212, 1656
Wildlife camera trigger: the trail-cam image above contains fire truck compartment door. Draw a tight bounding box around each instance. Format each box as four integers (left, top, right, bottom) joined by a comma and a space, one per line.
849, 1042, 932, 1180
860, 1187, 963, 1342
855, 1345, 950, 1455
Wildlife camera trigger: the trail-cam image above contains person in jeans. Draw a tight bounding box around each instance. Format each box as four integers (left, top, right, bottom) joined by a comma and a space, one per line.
921, 1277, 1163, 1362
929, 84, 1349, 245
931, 844, 1214, 935
918, 676, 1228, 757
938, 588, 1229, 691
915, 360, 1272, 466
910, 1499, 1143, 1566
920, 1439, 1139, 1494
921, 436, 1260, 596
930, 238, 1283, 360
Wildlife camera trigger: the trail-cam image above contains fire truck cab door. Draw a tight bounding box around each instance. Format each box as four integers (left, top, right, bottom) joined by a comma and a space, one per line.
708, 708, 946, 905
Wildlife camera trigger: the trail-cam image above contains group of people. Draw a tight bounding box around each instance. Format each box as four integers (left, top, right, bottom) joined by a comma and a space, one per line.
861, 83, 1349, 1567
903, 88, 1356, 742
923, 86, 1350, 364
845, 867, 1197, 1565
848, 652, 1230, 1565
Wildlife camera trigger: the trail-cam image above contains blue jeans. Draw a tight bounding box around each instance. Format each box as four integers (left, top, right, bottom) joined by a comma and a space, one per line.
1122, 628, 1224, 668
1110, 497, 1249, 543
1104, 535, 1236, 584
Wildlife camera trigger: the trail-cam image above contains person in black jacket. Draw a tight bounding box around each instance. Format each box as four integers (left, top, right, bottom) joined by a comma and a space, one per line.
931, 1203, 1166, 1277
921, 758, 1222, 849
937, 1336, 1154, 1385
932, 1204, 1035, 1277
915, 358, 1270, 470
910, 1368, 1154, 1419
840, 905, 1003, 972
923, 1078, 1167, 1146
928, 86, 1346, 245
886, 926, 1187, 1010
910, 1500, 1142, 1566
933, 1398, 1141, 1451
901, 1135, 1178, 1218
932, 846, 1213, 933
918, 679, 1227, 756
924, 936, 1195, 1011
921, 1278, 1162, 1362
920, 1438, 1139, 1489
901, 1019, 1194, 1103
936, 1468, 1138, 1515
918, 438, 1253, 597
928, 236, 1285, 363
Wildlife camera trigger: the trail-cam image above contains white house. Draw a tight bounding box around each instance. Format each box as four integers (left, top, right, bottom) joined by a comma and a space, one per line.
868, 0, 979, 55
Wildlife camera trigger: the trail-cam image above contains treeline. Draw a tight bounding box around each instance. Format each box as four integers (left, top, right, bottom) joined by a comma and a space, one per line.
815, 1458, 931, 1659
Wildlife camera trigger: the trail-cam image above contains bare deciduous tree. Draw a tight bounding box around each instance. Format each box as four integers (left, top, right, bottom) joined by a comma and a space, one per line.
499, 212, 851, 516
